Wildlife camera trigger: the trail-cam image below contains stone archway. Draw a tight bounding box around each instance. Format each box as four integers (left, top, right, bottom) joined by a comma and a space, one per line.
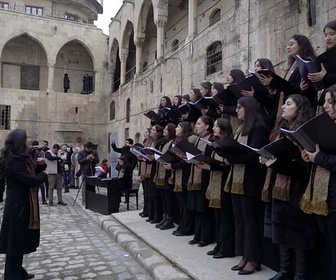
1, 34, 48, 90
55, 40, 94, 93
110, 38, 121, 92
122, 21, 136, 82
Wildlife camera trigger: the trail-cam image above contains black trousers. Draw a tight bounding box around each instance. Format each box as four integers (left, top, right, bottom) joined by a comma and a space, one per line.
4, 254, 25, 280
316, 212, 336, 280
232, 194, 264, 261
175, 192, 194, 234
193, 207, 214, 243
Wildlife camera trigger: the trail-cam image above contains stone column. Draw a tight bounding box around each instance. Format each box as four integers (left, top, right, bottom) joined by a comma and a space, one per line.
120, 49, 128, 85
108, 64, 115, 93
187, 0, 197, 41
0, 59, 2, 88
47, 64, 55, 92
135, 38, 144, 76
155, 19, 166, 59
94, 70, 100, 95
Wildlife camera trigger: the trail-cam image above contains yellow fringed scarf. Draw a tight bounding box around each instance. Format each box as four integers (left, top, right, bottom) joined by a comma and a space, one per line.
187, 135, 210, 191
153, 140, 172, 186
224, 126, 247, 195
300, 165, 330, 216
206, 153, 223, 208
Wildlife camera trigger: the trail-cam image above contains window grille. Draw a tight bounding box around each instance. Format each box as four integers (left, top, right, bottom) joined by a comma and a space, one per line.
0, 105, 11, 130
25, 5, 43, 15
206, 41, 222, 75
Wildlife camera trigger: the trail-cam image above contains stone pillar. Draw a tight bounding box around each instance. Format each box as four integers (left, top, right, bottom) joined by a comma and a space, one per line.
187, 0, 197, 41
94, 70, 100, 95
155, 19, 166, 59
120, 49, 128, 85
108, 65, 115, 93
0, 59, 2, 88
135, 38, 144, 76
47, 64, 55, 92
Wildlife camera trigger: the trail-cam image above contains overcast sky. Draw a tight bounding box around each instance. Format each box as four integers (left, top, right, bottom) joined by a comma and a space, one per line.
94, 0, 123, 35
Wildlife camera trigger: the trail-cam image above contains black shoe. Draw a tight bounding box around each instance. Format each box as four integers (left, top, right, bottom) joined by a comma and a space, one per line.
150, 219, 161, 224
64, 190, 69, 193
25, 273, 35, 279
231, 259, 247, 271
174, 232, 185, 237
197, 241, 211, 247
160, 218, 174, 230
42, 200, 47, 205
139, 212, 144, 216
57, 201, 67, 206
49, 202, 54, 206
188, 239, 199, 245
213, 253, 226, 259
238, 262, 261, 275
207, 250, 218, 256
172, 230, 177, 235
269, 272, 289, 280
155, 217, 166, 228
145, 218, 152, 222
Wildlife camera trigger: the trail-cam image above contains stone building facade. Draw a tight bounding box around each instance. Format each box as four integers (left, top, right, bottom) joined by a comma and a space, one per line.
0, 0, 336, 158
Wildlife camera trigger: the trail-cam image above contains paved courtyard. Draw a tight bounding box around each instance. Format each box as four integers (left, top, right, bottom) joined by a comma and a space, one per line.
0, 184, 149, 280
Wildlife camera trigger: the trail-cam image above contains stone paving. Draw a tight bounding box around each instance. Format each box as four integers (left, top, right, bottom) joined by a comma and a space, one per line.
0, 184, 151, 280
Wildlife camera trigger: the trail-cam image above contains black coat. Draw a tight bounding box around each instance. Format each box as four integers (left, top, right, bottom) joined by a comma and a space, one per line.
0, 153, 47, 256
317, 47, 336, 89
228, 122, 269, 197
314, 151, 336, 212
270, 67, 317, 109
267, 158, 315, 249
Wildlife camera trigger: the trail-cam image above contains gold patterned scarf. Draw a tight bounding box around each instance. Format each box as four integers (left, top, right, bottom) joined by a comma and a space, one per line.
187, 134, 210, 191
140, 140, 154, 180
26, 163, 40, 230
300, 165, 330, 216
154, 140, 172, 186
224, 126, 247, 194
206, 152, 223, 208
261, 135, 291, 202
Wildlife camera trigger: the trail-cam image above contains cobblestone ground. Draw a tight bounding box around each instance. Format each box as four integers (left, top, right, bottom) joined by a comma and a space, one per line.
0, 185, 150, 280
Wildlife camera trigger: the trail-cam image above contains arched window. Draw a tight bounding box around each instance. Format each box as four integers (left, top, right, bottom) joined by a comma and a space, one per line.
110, 101, 115, 120
126, 98, 130, 123
209, 9, 221, 26
171, 39, 179, 52
206, 41, 222, 76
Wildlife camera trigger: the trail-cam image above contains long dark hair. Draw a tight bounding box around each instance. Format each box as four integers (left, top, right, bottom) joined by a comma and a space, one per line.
175, 121, 193, 142
190, 88, 202, 103
0, 129, 31, 175
173, 95, 182, 107
255, 58, 275, 73
117, 155, 130, 171
212, 82, 225, 95
159, 96, 172, 109
324, 20, 336, 50
165, 123, 177, 141
270, 94, 314, 141
197, 116, 214, 135
143, 128, 153, 146
200, 82, 212, 97
152, 124, 164, 145
215, 118, 233, 140
230, 69, 246, 84
288, 34, 316, 65
237, 97, 265, 136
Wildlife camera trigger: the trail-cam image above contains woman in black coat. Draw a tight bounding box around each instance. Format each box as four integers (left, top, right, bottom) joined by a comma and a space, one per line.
308, 20, 336, 96
261, 35, 317, 110
301, 85, 336, 280
225, 97, 269, 275
0, 129, 47, 280
260, 94, 315, 280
